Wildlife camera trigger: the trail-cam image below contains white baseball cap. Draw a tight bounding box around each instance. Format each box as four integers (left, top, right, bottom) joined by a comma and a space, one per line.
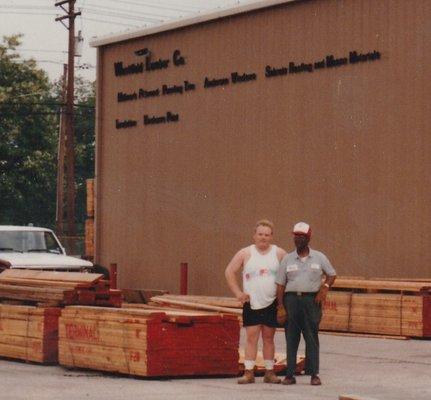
292, 222, 311, 236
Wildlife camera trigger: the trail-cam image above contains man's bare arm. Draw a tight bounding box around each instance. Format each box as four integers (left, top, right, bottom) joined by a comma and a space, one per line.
276, 283, 285, 307
276, 247, 287, 262
315, 275, 337, 304
225, 249, 250, 304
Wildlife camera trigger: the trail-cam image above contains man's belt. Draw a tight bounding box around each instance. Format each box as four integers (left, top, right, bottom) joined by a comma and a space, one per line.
285, 291, 317, 296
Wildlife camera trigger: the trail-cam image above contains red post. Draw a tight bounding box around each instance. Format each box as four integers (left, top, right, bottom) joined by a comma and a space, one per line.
180, 262, 188, 295
110, 263, 118, 289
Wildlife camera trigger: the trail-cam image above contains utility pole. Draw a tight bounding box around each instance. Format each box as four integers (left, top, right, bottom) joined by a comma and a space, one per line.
56, 63, 67, 235
55, 1, 81, 252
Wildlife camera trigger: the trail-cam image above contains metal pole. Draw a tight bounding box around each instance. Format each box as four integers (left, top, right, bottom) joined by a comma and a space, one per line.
180, 262, 188, 295
110, 263, 118, 289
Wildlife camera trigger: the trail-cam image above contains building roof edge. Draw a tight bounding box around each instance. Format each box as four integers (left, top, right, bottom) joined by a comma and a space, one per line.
89, 0, 298, 48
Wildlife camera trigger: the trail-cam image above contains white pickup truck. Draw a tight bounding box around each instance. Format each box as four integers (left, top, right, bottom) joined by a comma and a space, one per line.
0, 225, 94, 272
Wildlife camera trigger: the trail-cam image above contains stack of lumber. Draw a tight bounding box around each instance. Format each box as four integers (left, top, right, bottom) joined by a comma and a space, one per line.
0, 304, 60, 363
144, 283, 430, 338
85, 178, 95, 258
59, 306, 240, 377
0, 270, 122, 307
321, 278, 431, 337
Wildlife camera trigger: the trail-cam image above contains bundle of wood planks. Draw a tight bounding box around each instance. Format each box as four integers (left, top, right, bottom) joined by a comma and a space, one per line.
85, 178, 95, 258
147, 282, 431, 338
59, 306, 240, 377
321, 278, 431, 337
0, 304, 60, 363
0, 270, 122, 307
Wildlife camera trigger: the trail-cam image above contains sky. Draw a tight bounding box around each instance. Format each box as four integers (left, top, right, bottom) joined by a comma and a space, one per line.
0, 0, 256, 83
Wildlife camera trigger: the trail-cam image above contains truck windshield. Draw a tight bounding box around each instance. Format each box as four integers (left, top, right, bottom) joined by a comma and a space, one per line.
0, 231, 62, 253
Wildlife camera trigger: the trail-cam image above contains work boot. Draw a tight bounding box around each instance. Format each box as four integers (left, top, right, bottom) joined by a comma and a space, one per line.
263, 369, 281, 384
281, 376, 297, 385
310, 375, 322, 385
237, 369, 255, 384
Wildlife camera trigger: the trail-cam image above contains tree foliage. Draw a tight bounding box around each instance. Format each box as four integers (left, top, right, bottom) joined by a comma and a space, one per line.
0, 34, 95, 232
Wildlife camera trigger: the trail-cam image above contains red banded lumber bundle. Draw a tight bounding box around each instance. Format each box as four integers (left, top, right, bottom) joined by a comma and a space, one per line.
0, 270, 121, 307
59, 306, 240, 377
321, 287, 431, 337
0, 304, 60, 363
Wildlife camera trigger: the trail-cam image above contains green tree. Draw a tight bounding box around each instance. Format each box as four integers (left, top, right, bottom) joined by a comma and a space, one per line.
73, 78, 95, 231
0, 34, 58, 227
0, 34, 95, 235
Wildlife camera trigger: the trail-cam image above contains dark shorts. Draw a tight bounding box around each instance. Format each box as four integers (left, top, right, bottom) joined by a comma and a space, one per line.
242, 300, 279, 328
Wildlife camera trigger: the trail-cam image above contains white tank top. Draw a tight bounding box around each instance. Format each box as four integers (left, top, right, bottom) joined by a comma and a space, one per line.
243, 245, 280, 310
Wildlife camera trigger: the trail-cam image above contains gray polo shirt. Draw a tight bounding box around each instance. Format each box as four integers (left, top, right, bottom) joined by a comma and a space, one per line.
275, 248, 336, 293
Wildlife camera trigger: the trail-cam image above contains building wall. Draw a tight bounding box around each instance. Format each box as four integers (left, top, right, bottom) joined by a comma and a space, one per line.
95, 0, 431, 294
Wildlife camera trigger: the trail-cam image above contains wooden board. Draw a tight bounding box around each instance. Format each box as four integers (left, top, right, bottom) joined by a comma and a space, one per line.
158, 295, 241, 309
86, 178, 95, 217
151, 296, 242, 315
0, 270, 103, 285
0, 271, 120, 307
340, 395, 380, 400
238, 350, 305, 375
333, 278, 431, 293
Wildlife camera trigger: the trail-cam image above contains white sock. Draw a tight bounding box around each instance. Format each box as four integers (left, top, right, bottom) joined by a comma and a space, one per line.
244, 360, 255, 370
264, 359, 274, 370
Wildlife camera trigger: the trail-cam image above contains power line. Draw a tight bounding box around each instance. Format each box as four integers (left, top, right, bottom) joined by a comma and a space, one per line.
81, 17, 141, 28
81, 3, 173, 19
81, 7, 164, 23
19, 49, 67, 54
0, 11, 57, 16
0, 5, 54, 10
102, 0, 203, 12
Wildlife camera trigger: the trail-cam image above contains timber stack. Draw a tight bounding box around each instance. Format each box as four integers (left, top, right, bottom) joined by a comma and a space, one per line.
145, 282, 431, 339
59, 306, 240, 377
0, 269, 122, 307
321, 278, 431, 337
85, 178, 95, 259
0, 269, 122, 364
0, 304, 60, 363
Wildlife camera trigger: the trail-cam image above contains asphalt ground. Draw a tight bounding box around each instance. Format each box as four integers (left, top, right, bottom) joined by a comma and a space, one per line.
0, 329, 430, 400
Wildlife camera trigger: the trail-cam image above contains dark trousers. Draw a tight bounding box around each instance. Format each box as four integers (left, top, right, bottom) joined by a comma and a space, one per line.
283, 292, 322, 377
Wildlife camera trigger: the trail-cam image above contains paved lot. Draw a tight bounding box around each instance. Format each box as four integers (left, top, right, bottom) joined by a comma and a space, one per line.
1, 330, 430, 400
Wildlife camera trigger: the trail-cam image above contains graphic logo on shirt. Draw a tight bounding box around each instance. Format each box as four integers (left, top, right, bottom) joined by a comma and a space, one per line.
244, 267, 271, 280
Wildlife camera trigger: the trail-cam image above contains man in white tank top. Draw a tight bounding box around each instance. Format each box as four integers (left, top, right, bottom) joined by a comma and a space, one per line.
225, 219, 286, 384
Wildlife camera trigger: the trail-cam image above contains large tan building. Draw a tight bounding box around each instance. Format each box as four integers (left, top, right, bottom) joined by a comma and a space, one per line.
91, 0, 431, 294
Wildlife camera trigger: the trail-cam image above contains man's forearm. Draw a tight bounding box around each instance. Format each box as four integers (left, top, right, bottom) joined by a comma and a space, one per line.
324, 275, 336, 288
225, 270, 242, 298
276, 284, 285, 307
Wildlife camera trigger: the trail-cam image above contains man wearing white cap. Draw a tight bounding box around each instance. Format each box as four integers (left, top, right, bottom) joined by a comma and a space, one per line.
225, 219, 286, 384
276, 222, 336, 386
